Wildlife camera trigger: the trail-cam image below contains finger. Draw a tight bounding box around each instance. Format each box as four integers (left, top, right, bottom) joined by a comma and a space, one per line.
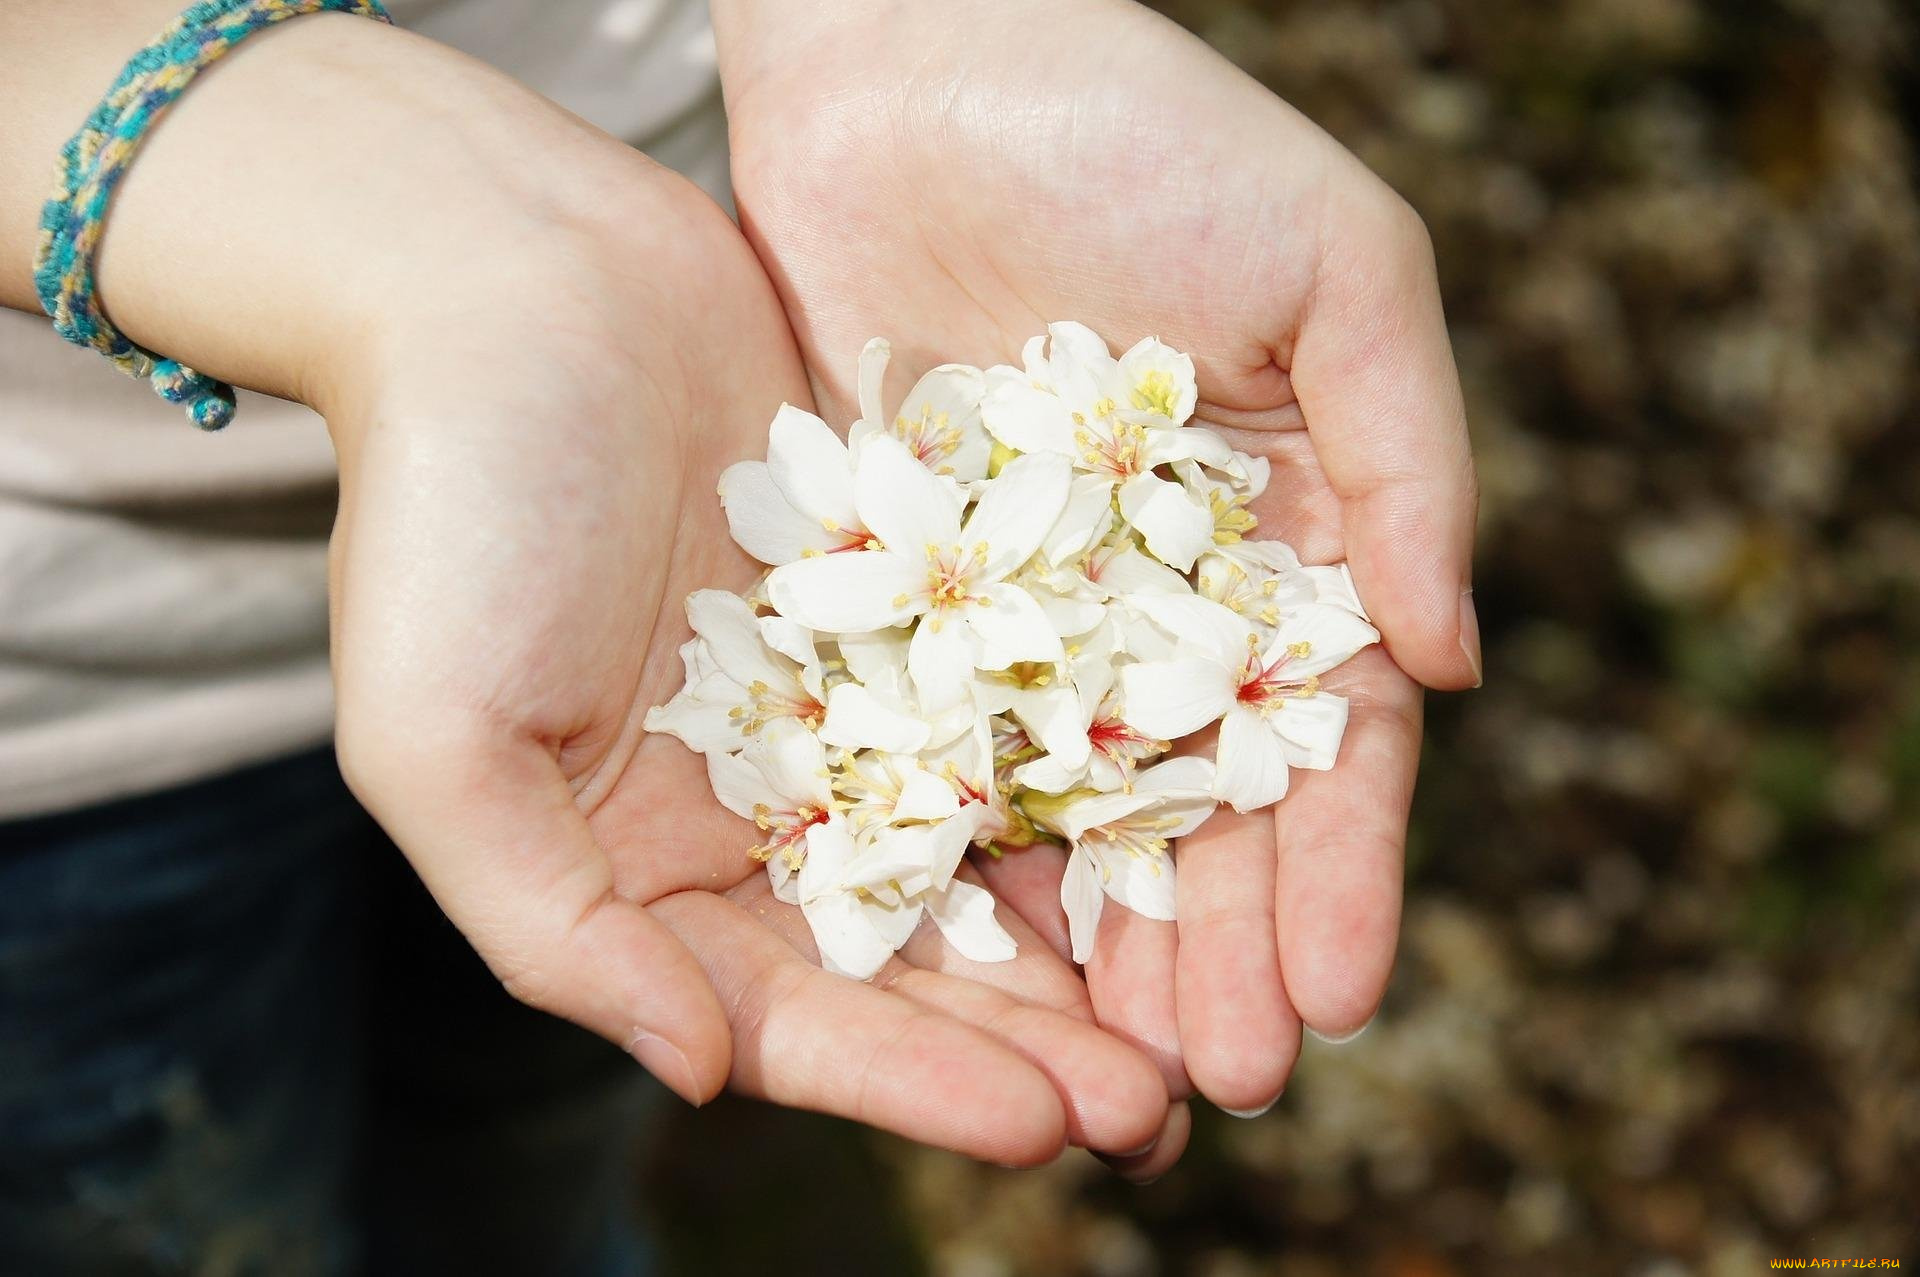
898, 862, 1090, 1017
1085, 903, 1191, 1099
1290, 173, 1480, 690
1097, 1100, 1192, 1185
1274, 649, 1422, 1036
891, 870, 1172, 1155
336, 729, 732, 1104
972, 840, 1075, 964
1174, 803, 1301, 1113
650, 889, 1069, 1166
881, 962, 1169, 1157
732, 870, 1170, 1156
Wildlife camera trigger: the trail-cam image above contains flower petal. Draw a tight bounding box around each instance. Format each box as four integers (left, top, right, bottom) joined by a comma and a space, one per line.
643, 676, 747, 755
818, 681, 933, 754
1093, 542, 1192, 596
706, 747, 773, 823
1099, 844, 1177, 921
966, 583, 1066, 668
802, 891, 899, 980
748, 717, 833, 808
687, 590, 794, 691
895, 364, 991, 480
1131, 754, 1217, 800
1061, 846, 1106, 964
865, 896, 927, 951
962, 450, 1073, 578
1213, 703, 1292, 813
767, 855, 801, 905
925, 879, 1017, 963
766, 551, 925, 632
1127, 593, 1258, 668
1140, 422, 1235, 471
1032, 587, 1107, 640
894, 767, 962, 822
1116, 336, 1199, 424
1302, 563, 1369, 619
1053, 789, 1161, 841
1042, 321, 1115, 405
854, 434, 962, 554
855, 337, 891, 429
797, 812, 858, 895
1040, 474, 1119, 564
1007, 685, 1091, 768
768, 404, 858, 529
837, 627, 913, 684
718, 460, 834, 565
981, 372, 1078, 455
1010, 751, 1086, 793
1118, 471, 1214, 573
1263, 604, 1382, 678
883, 806, 987, 898
1116, 657, 1239, 739
908, 612, 978, 711
1270, 691, 1350, 771
757, 615, 819, 669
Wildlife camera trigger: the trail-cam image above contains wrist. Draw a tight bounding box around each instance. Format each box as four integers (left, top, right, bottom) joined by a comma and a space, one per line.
23, 12, 653, 419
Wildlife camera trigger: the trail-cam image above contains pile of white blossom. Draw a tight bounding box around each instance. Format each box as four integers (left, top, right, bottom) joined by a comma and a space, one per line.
645, 323, 1378, 979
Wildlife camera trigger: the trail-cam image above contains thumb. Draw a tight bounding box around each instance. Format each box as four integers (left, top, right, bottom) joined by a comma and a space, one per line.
1288, 172, 1481, 691
336, 716, 733, 1103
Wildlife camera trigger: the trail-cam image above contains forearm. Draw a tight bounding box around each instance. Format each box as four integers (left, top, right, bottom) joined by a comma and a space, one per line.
0, 4, 642, 414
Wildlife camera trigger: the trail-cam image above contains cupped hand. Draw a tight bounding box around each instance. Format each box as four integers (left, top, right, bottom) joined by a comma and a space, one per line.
715, 0, 1479, 1116
324, 151, 1175, 1169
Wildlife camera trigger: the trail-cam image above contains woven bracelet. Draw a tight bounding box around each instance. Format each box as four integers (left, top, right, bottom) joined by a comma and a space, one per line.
32, 0, 393, 431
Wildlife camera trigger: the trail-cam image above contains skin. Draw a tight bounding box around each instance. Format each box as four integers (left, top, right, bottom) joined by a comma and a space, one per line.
712, 0, 1481, 1114
0, 8, 1173, 1170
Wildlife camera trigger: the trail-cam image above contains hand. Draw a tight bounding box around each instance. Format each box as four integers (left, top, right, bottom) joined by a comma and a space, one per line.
715, 0, 1479, 1116
325, 140, 1179, 1169
0, 3, 1178, 1172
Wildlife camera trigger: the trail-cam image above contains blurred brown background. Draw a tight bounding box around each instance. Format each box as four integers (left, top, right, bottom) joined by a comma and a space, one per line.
641, 1, 1920, 1272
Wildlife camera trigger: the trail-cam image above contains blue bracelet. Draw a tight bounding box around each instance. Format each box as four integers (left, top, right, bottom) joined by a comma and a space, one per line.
33, 0, 393, 431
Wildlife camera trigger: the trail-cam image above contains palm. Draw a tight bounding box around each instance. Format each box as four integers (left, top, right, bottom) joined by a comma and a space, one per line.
722, 0, 1474, 1108
326, 167, 1173, 1165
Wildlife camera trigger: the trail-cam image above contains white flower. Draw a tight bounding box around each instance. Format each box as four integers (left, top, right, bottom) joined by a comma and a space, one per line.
972, 657, 1101, 772
656, 325, 1386, 983
851, 338, 993, 481
1026, 756, 1219, 962
1012, 675, 1168, 795
1177, 454, 1266, 543
832, 748, 965, 837
765, 435, 1071, 706
1118, 596, 1380, 813
798, 806, 1014, 979
704, 718, 837, 901
718, 404, 880, 565
981, 322, 1235, 571
644, 590, 826, 754
1197, 540, 1369, 639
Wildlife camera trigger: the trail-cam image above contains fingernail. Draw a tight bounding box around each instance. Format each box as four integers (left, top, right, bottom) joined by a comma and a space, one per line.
1306, 1017, 1373, 1046
1458, 587, 1483, 688
1220, 1097, 1279, 1119
628, 1030, 700, 1105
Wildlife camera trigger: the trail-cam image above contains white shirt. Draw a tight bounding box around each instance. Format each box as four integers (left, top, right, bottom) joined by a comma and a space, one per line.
0, 0, 724, 818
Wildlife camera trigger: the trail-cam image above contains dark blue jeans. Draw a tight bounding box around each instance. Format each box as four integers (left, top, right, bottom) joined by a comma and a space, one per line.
0, 748, 655, 1277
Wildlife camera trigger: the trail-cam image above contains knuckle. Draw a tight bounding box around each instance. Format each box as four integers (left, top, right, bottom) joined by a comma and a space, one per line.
499, 963, 557, 1014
